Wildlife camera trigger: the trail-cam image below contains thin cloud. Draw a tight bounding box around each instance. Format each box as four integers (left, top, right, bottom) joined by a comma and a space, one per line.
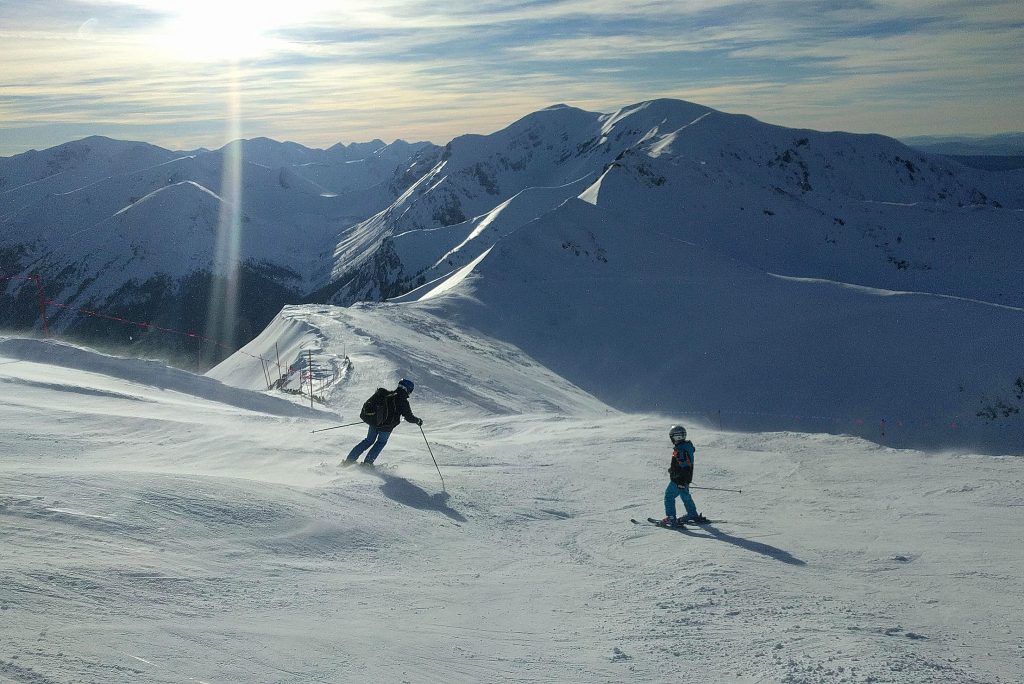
0, 0, 1021, 155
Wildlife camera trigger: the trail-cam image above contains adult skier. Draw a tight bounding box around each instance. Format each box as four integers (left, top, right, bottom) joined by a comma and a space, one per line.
343, 379, 422, 466
661, 424, 709, 526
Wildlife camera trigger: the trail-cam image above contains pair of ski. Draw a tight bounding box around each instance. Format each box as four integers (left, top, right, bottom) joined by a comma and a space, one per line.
631, 517, 712, 530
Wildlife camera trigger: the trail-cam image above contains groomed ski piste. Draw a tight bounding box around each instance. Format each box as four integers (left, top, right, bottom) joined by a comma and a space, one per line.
2, 303, 1023, 683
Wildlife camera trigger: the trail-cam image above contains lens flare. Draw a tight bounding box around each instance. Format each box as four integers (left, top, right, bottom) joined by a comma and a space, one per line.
205, 62, 244, 358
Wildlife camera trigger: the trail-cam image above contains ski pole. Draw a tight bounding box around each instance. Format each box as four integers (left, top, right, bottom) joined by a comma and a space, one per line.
419, 424, 446, 493
311, 421, 364, 434
690, 485, 742, 493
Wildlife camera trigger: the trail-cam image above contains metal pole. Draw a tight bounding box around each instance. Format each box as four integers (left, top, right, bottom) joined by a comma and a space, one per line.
260, 355, 272, 390
690, 485, 743, 493
311, 421, 364, 434
419, 424, 446, 493
308, 349, 314, 409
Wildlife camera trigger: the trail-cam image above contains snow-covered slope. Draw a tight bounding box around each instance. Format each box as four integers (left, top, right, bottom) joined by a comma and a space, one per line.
207, 302, 611, 420
396, 197, 1024, 451
3, 323, 1022, 683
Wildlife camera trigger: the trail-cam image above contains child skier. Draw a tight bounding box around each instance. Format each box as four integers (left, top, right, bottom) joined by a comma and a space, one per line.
661, 424, 709, 526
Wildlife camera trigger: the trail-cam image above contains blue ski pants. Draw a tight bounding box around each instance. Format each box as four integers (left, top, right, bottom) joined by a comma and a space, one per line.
346, 425, 391, 463
664, 482, 697, 519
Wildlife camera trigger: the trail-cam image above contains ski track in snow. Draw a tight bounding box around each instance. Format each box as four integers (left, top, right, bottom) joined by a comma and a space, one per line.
2, 331, 1023, 683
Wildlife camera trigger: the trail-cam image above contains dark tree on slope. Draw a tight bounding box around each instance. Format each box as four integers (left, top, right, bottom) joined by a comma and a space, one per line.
976, 376, 1024, 422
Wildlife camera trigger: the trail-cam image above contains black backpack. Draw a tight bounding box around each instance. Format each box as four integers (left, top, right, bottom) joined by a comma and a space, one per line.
360, 388, 395, 427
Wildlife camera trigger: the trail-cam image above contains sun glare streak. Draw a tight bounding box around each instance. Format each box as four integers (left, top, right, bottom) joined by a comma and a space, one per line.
206, 62, 244, 356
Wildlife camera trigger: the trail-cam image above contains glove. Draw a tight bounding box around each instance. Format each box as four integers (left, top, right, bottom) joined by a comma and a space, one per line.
416, 418, 423, 426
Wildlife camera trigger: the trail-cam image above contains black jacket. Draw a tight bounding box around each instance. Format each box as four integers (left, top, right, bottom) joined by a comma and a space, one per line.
668, 440, 695, 487
362, 387, 420, 432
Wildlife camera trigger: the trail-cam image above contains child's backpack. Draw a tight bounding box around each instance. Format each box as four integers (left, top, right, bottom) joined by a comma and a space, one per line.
360, 388, 395, 426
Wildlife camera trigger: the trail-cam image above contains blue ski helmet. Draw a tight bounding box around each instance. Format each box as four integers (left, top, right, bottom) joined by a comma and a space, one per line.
398, 378, 414, 394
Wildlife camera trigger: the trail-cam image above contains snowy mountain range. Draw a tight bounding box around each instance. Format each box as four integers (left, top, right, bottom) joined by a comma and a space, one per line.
902, 133, 1024, 172
0, 134, 441, 360
902, 131, 1024, 156
2, 99, 1023, 452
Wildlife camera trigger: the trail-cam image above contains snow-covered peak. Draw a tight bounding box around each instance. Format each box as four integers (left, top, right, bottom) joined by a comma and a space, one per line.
598, 98, 713, 134
0, 136, 180, 197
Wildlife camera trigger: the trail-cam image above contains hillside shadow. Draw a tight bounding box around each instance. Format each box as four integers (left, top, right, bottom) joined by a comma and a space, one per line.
368, 469, 467, 523
685, 524, 805, 566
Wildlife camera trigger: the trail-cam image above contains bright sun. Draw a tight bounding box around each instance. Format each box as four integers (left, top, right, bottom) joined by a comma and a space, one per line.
155, 1, 287, 62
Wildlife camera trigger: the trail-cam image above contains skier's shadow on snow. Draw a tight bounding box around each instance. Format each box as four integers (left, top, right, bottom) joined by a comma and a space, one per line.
686, 525, 805, 566
368, 470, 467, 523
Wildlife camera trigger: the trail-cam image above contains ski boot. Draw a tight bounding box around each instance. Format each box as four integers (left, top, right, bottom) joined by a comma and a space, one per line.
679, 514, 710, 524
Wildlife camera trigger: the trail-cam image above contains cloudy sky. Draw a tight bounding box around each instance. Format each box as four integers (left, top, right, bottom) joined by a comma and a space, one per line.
2, 0, 1022, 155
